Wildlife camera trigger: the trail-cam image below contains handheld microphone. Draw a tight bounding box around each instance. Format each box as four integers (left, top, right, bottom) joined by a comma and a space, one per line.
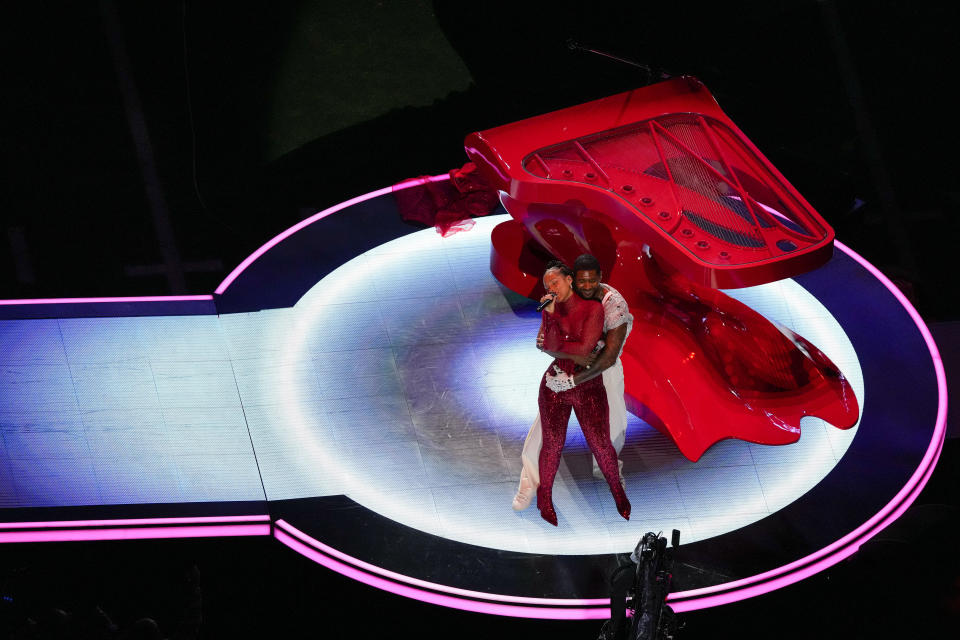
537, 294, 557, 312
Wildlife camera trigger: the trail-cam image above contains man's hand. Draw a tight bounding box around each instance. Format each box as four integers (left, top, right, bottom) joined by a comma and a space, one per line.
545, 365, 576, 392
570, 323, 626, 386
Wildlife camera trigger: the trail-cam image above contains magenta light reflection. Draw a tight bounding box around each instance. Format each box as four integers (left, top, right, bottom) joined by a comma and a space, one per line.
214, 174, 450, 295
0, 295, 214, 306
0, 515, 270, 530
274, 519, 610, 607
273, 526, 610, 620
0, 524, 271, 544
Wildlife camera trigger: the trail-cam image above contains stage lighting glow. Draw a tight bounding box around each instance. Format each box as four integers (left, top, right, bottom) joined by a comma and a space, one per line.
0, 295, 214, 305
0, 515, 270, 529
0, 175, 944, 618
0, 524, 270, 544
265, 214, 863, 555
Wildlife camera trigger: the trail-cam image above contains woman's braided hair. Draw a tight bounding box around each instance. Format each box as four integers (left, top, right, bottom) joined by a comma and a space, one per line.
544, 260, 573, 278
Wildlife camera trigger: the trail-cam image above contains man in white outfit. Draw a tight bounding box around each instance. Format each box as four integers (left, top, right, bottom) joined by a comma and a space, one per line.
513, 253, 633, 510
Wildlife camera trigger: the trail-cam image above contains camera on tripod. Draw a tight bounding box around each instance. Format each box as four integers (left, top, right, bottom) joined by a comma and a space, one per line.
599, 529, 680, 640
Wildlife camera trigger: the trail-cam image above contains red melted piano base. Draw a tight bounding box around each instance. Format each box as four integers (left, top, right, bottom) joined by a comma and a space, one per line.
491, 218, 859, 461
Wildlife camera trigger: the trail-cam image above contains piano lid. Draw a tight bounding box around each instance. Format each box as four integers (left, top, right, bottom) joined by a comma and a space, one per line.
465, 77, 835, 288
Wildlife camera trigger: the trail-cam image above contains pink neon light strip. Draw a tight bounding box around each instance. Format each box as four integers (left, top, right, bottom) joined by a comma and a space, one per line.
670, 434, 944, 612
0, 295, 214, 306
0, 514, 270, 530
274, 527, 610, 620
214, 174, 450, 295
0, 523, 271, 544
274, 519, 609, 607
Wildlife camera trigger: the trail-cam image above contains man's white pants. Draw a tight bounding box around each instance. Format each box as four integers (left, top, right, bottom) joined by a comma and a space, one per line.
520, 359, 627, 485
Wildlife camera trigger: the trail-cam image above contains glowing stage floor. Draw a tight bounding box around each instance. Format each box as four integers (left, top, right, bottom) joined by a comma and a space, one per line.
0, 184, 945, 618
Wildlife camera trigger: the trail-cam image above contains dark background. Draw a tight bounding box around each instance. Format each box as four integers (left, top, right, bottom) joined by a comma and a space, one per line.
3, 0, 958, 319
2, 1, 958, 638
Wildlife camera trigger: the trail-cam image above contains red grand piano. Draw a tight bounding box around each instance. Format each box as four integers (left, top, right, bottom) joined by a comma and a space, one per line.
465, 77, 859, 461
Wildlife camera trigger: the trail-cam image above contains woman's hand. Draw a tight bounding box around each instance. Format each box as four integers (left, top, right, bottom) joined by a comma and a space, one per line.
545, 365, 575, 392
539, 292, 557, 313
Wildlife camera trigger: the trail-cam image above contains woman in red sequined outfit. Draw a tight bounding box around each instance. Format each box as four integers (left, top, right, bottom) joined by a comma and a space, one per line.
536, 262, 631, 526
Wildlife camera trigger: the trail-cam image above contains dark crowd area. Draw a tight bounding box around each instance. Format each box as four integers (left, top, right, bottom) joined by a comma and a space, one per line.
2, 1, 959, 638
